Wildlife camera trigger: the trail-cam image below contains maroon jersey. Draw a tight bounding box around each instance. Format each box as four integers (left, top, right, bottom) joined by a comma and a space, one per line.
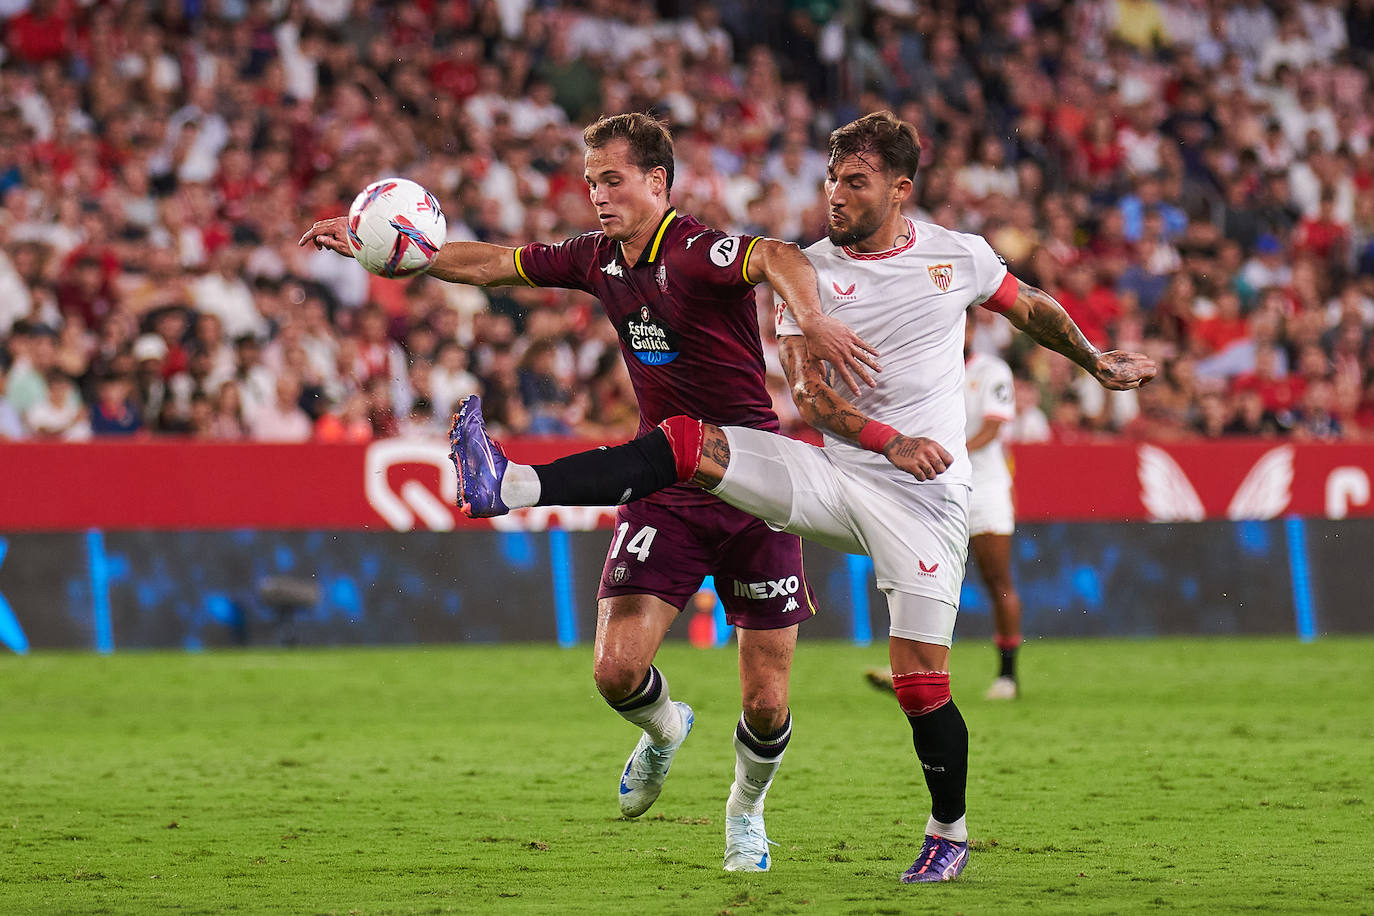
514, 209, 779, 506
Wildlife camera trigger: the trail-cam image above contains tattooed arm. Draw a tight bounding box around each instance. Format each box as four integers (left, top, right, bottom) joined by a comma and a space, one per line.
1001, 280, 1157, 390
778, 335, 953, 482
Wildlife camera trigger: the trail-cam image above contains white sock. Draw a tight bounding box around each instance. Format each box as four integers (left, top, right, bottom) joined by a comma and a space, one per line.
612, 667, 684, 748
926, 814, 968, 843
726, 714, 790, 816
498, 462, 540, 509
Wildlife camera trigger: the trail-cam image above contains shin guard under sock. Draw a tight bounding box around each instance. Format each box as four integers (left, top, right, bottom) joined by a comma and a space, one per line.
907, 701, 969, 826
533, 430, 677, 507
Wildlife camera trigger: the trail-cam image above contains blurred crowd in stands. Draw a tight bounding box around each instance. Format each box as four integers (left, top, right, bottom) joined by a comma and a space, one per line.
2, 0, 1374, 444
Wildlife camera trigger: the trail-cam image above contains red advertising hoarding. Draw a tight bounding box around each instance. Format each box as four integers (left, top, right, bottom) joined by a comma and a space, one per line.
2, 439, 1370, 531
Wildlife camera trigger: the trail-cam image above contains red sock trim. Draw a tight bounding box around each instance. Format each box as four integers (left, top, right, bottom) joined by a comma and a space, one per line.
858, 420, 899, 453
657, 415, 703, 483
892, 670, 951, 717
994, 635, 1022, 651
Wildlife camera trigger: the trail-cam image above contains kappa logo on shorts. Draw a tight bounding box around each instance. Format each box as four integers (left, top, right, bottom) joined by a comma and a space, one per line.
733, 576, 800, 600
918, 560, 940, 577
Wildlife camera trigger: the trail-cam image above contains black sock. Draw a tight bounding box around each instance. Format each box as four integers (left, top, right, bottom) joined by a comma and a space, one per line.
999, 647, 1017, 680
533, 429, 677, 506
907, 701, 969, 825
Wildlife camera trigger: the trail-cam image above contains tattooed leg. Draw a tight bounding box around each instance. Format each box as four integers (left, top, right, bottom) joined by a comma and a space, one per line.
692, 424, 731, 488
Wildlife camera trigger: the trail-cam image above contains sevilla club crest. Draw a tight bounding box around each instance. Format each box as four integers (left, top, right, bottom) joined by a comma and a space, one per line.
927, 263, 954, 292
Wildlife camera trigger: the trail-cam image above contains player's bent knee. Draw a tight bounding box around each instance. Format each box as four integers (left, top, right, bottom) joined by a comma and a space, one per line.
592, 660, 645, 702
892, 671, 951, 717
740, 693, 788, 729
656, 415, 704, 483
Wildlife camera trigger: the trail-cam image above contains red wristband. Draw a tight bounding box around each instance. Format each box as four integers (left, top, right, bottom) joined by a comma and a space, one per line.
858, 421, 899, 453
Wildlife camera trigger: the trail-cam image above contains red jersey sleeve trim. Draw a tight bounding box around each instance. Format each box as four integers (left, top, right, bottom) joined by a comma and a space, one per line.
982, 271, 1018, 313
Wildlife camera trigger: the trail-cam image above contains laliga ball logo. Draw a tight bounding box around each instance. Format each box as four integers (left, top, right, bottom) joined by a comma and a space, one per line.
348, 177, 447, 278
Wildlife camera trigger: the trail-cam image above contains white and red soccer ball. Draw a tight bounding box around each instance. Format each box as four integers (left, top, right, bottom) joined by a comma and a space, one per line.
347, 178, 447, 277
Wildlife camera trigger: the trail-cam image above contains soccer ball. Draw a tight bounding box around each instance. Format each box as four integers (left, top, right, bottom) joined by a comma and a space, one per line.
347, 178, 447, 278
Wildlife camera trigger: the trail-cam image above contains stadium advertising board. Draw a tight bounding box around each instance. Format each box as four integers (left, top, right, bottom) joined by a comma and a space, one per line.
2, 439, 1371, 531
1, 440, 1370, 652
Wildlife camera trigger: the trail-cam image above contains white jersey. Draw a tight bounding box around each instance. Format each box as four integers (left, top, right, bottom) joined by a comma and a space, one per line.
777, 217, 1012, 490
963, 351, 1015, 492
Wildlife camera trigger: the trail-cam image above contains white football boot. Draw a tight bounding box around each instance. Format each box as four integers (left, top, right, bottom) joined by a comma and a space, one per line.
984, 676, 1018, 700
723, 812, 776, 871
617, 702, 694, 817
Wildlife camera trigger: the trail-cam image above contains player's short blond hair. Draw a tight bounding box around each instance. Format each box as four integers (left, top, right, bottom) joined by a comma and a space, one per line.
583, 113, 675, 191
829, 111, 922, 180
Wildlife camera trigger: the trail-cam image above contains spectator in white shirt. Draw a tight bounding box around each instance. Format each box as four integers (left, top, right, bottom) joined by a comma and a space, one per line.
190, 245, 266, 341
24, 369, 90, 440
249, 372, 312, 442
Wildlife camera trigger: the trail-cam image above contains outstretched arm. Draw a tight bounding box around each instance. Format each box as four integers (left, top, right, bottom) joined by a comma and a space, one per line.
298, 217, 525, 287
777, 335, 952, 481
749, 239, 881, 393
1000, 280, 1157, 389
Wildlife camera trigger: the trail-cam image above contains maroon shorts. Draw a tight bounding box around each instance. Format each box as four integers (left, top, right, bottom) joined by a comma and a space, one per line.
597, 496, 817, 630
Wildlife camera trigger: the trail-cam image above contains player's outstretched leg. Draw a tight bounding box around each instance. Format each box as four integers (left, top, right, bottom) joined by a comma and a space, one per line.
448, 395, 510, 517
448, 404, 693, 515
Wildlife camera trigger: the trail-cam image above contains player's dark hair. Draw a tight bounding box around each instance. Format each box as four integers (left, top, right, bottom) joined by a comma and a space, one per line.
829, 111, 922, 180
583, 113, 675, 191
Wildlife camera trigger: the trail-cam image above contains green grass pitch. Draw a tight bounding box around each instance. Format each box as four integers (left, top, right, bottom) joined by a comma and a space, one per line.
3, 637, 1372, 915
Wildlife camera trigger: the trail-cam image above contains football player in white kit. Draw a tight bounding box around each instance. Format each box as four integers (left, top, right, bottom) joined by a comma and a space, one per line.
452, 111, 1156, 883
961, 309, 1025, 700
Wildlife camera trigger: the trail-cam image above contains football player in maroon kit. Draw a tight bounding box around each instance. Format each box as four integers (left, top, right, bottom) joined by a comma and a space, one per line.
300, 113, 879, 872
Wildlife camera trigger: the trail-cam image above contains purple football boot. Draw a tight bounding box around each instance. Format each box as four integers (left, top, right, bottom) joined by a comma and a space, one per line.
448, 395, 510, 518
899, 835, 969, 884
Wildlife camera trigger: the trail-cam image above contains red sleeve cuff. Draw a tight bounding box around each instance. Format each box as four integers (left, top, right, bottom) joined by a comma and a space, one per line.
982, 271, 1018, 313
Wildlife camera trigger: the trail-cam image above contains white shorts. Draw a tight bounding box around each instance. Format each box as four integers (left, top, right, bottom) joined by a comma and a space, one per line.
968, 478, 1014, 537
709, 426, 970, 646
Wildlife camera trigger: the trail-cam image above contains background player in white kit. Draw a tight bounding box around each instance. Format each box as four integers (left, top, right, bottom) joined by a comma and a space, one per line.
961, 309, 1025, 700
452, 112, 1156, 883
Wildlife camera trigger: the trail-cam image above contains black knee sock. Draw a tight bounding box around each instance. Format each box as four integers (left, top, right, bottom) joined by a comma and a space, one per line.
907, 701, 969, 825
533, 429, 677, 506
999, 647, 1018, 680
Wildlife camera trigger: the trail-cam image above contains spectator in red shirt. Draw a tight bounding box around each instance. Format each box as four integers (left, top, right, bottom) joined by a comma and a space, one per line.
1232, 346, 1305, 413
1191, 290, 1250, 356
5, 0, 72, 64
1292, 188, 1349, 265
1053, 261, 1121, 349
